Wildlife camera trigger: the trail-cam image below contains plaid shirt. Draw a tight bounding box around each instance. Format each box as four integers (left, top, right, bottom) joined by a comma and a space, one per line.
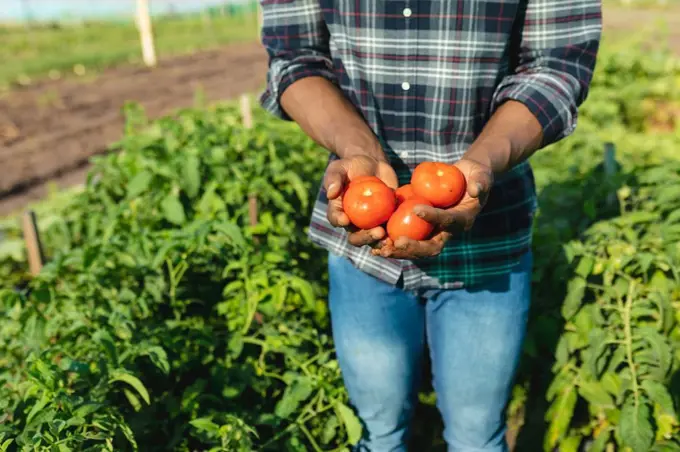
259, 0, 601, 290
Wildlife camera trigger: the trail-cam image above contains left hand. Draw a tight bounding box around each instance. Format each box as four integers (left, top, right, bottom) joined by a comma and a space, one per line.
372, 157, 494, 260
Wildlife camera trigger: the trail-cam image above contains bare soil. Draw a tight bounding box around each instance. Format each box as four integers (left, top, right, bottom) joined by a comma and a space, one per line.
0, 42, 268, 215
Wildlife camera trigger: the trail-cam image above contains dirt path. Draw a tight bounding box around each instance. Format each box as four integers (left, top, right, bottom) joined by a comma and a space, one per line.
0, 42, 268, 215
603, 6, 680, 50
1, 6, 679, 216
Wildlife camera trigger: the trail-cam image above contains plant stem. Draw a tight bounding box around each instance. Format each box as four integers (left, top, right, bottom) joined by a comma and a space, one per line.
621, 281, 640, 410
300, 423, 323, 452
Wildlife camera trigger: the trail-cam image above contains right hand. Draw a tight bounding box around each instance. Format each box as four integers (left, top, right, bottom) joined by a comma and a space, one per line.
324, 154, 399, 248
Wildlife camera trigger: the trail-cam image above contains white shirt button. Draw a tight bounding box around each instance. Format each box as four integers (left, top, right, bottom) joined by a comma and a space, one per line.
401, 81, 410, 91
403, 7, 412, 17
399, 151, 409, 158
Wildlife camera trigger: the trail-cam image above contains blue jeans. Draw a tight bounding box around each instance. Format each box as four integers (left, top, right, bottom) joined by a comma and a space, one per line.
328, 251, 532, 451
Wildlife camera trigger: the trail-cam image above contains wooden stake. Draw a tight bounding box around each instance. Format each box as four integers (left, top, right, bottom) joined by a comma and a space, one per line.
136, 0, 157, 67
248, 194, 259, 227
240, 94, 253, 129
241, 94, 259, 229
21, 210, 44, 276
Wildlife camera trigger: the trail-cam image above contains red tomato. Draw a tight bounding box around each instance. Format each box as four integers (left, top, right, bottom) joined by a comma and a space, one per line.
395, 184, 417, 205
342, 177, 396, 230
411, 162, 466, 208
350, 175, 383, 184
387, 197, 434, 241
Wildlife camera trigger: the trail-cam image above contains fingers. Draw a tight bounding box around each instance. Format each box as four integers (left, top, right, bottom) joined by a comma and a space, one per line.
372, 231, 450, 259
324, 161, 351, 227
411, 204, 452, 227
327, 196, 350, 228
411, 204, 468, 233
323, 161, 348, 200
323, 155, 401, 249
347, 226, 386, 247
465, 167, 493, 200
376, 161, 400, 190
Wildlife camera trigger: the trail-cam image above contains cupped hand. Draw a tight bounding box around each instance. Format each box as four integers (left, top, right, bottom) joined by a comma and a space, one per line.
324, 154, 399, 247
372, 157, 494, 259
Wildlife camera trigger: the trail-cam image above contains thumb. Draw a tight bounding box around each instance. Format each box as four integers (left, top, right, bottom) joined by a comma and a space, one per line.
466, 167, 493, 199
324, 162, 349, 200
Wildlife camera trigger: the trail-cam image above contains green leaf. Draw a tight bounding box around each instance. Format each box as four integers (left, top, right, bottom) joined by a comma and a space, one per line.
92, 329, 118, 366
617, 211, 659, 225
190, 417, 220, 434
559, 435, 581, 452
336, 402, 362, 446
612, 278, 629, 299
118, 420, 139, 451
182, 155, 201, 198
214, 222, 246, 249
321, 416, 339, 445
265, 252, 286, 263
554, 335, 570, 368
619, 398, 655, 451
631, 306, 660, 321
123, 388, 142, 412
161, 193, 186, 225
641, 327, 672, 378
578, 380, 614, 407
562, 277, 586, 320
601, 372, 622, 399
0, 438, 14, 452
289, 277, 315, 309
142, 346, 170, 375
127, 171, 152, 197
575, 256, 594, 278
73, 402, 103, 418
651, 441, 680, 452
275, 378, 314, 419
64, 417, 85, 428
590, 428, 610, 452
0, 238, 24, 261
586, 328, 609, 378
656, 185, 680, 204
641, 379, 676, 416
110, 371, 150, 405
545, 384, 577, 449
283, 171, 309, 208
26, 391, 51, 425
228, 336, 244, 358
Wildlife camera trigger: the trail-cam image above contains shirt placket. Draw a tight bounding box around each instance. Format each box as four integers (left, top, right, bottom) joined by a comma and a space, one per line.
399, 2, 417, 165
399, 2, 422, 289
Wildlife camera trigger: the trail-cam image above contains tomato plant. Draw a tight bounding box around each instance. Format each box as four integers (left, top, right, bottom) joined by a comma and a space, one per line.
411, 162, 466, 208
342, 176, 396, 229
0, 103, 363, 452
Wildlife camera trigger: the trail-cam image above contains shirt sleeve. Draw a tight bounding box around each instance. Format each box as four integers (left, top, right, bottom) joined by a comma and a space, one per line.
490, 0, 602, 146
258, 0, 338, 121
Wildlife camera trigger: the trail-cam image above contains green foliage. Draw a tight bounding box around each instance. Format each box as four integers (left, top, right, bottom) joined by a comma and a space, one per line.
0, 102, 359, 450
0, 9, 259, 91
539, 165, 680, 449
518, 35, 680, 451
1, 36, 680, 451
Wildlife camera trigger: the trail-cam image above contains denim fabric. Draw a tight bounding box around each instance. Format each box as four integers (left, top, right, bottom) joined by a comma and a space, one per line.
327, 251, 532, 451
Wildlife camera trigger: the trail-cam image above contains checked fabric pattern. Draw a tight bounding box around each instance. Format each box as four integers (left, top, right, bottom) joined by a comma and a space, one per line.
259, 0, 602, 290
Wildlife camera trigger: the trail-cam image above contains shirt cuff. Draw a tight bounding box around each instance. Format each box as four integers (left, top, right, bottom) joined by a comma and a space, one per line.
260, 58, 338, 121
491, 71, 578, 147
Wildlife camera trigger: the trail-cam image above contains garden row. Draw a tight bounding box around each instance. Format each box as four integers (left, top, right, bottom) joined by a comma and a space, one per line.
0, 36, 680, 451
